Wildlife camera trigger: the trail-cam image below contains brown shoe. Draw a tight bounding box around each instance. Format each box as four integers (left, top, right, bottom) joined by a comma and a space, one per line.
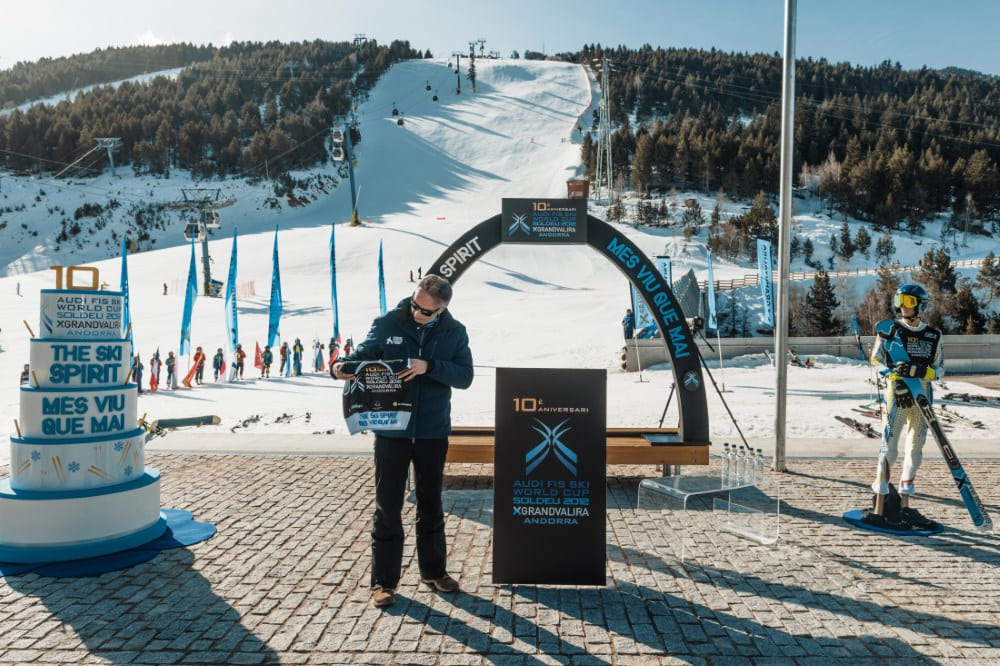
420, 574, 459, 593
372, 588, 396, 608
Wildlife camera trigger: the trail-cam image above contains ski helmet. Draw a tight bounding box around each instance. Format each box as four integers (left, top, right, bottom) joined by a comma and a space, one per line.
893, 284, 929, 314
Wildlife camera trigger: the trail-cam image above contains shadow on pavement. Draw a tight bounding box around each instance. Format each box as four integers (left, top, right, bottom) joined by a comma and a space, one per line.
4, 548, 279, 665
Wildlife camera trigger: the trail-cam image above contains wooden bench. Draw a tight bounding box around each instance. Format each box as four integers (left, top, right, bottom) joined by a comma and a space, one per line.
446, 426, 709, 466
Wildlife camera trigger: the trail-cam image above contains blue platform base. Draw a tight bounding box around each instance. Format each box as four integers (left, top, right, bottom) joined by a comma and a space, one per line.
843, 509, 944, 536
0, 509, 215, 578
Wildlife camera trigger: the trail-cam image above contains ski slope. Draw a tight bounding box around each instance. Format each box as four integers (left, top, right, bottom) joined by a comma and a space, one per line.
1, 58, 998, 473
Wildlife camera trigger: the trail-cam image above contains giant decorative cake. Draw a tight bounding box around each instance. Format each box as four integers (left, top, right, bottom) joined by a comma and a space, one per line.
0, 286, 166, 563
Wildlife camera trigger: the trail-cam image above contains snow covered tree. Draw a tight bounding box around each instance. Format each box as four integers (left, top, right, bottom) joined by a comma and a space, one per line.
838, 221, 855, 260
802, 269, 842, 336
854, 225, 871, 258
953, 278, 986, 334
631, 133, 654, 194
975, 251, 1000, 304
466, 59, 477, 92
857, 265, 900, 333
875, 228, 895, 263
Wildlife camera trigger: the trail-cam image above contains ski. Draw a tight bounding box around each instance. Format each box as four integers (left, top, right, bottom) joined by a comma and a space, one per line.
835, 415, 879, 438
876, 320, 992, 530
851, 407, 881, 420
934, 405, 984, 429
152, 415, 222, 430
942, 392, 1000, 407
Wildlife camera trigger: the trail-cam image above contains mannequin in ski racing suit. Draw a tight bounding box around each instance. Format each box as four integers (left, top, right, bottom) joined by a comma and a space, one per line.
867, 285, 943, 529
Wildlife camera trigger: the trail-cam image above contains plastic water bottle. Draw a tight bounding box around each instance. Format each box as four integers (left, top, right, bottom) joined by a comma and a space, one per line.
721, 443, 731, 485
735, 446, 746, 484
755, 448, 766, 483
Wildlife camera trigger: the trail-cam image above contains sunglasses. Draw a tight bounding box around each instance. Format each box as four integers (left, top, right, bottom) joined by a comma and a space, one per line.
410, 299, 440, 317
894, 293, 919, 309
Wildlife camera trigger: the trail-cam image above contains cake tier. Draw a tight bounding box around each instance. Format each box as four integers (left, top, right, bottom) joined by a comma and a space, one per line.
0, 469, 165, 563
40, 289, 123, 341
19, 384, 137, 440
9, 427, 146, 491
30, 338, 132, 388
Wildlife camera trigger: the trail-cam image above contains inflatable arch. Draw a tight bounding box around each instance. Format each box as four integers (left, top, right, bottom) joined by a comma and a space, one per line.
427, 199, 709, 444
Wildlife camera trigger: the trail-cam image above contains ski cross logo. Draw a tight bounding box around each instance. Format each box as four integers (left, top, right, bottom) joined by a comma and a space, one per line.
683, 370, 700, 391
347, 375, 366, 394
525, 418, 577, 476
508, 213, 530, 237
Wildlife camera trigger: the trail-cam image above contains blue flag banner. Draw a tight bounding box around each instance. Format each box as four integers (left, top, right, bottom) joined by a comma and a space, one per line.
120, 237, 132, 355
377, 240, 387, 316
179, 235, 197, 356
224, 227, 239, 355
267, 226, 283, 348
706, 250, 718, 331
756, 238, 775, 327
656, 255, 672, 290
330, 224, 341, 342
630, 284, 656, 338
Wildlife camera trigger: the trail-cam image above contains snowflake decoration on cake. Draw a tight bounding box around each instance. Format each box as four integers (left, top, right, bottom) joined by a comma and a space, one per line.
124, 466, 134, 477
31, 450, 41, 462
68, 461, 80, 473
114, 441, 125, 452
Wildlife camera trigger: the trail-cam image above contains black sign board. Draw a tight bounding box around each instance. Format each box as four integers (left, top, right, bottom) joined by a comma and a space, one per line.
493, 367, 606, 585
501, 198, 587, 244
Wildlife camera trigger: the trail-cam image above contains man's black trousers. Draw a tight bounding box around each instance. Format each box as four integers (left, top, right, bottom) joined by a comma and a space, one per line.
371, 436, 449, 590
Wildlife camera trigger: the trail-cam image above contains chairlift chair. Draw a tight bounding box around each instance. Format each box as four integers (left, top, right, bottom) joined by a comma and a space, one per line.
332, 146, 345, 161
331, 129, 344, 143
397, 117, 404, 127
432, 90, 439, 102
391, 102, 399, 117
183, 221, 205, 242
201, 210, 220, 229
425, 80, 432, 92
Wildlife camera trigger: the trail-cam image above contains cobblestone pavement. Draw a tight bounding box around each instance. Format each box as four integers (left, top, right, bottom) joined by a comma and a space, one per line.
2, 455, 999, 665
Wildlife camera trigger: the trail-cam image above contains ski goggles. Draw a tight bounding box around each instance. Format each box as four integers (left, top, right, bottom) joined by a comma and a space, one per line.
893, 293, 920, 309
410, 298, 440, 317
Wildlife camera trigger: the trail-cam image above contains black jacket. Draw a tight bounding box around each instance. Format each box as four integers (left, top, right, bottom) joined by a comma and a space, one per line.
345, 297, 473, 439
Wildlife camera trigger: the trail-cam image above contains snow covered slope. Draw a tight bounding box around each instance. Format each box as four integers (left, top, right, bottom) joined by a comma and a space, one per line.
0, 58, 996, 471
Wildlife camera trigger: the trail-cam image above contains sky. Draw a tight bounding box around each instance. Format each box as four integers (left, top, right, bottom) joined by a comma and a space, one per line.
4, 0, 1000, 76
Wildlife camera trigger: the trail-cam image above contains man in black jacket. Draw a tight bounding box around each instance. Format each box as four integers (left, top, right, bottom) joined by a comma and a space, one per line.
333, 275, 474, 609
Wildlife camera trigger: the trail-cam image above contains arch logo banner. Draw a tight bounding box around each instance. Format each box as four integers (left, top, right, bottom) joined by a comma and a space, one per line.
501, 198, 587, 244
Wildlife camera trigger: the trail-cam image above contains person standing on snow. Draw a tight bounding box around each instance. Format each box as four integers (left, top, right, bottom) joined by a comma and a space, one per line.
235, 343, 246, 379
262, 346, 273, 378
863, 284, 943, 531
279, 342, 289, 375
133, 355, 144, 394
166, 352, 177, 389
293, 338, 304, 375
622, 308, 635, 340
194, 346, 207, 385
212, 348, 225, 381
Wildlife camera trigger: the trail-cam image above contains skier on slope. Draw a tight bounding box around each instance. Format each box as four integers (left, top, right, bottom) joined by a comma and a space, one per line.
862, 284, 943, 530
